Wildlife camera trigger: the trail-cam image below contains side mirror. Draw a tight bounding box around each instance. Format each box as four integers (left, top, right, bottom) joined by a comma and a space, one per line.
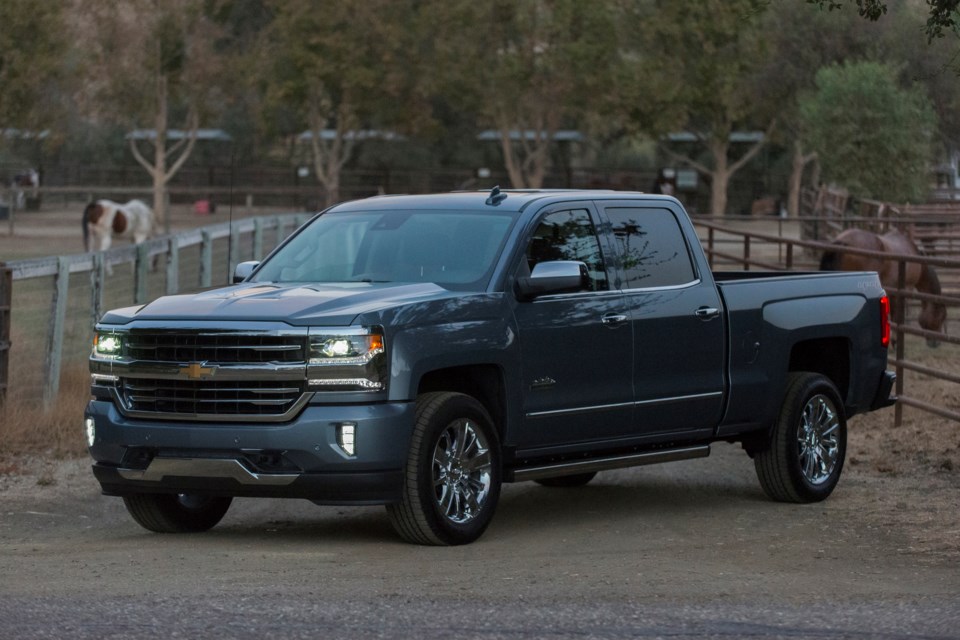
233, 261, 260, 283
515, 260, 589, 301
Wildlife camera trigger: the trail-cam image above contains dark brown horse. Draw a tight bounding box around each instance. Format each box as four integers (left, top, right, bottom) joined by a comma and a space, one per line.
820, 228, 947, 347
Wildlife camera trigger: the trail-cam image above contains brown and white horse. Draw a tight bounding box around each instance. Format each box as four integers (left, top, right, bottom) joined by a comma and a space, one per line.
82, 199, 154, 253
820, 228, 947, 346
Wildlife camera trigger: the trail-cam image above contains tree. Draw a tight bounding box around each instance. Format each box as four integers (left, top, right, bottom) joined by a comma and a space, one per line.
799, 61, 937, 202
255, 0, 413, 207
806, 0, 960, 42
76, 0, 226, 228
634, 0, 776, 215
427, 0, 620, 189
759, 1, 874, 216
0, 2, 66, 143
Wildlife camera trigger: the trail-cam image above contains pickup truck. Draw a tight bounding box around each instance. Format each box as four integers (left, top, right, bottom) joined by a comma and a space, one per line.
86, 189, 896, 545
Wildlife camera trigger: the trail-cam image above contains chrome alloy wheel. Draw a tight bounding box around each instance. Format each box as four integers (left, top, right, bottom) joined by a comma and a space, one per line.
432, 419, 493, 524
797, 394, 841, 485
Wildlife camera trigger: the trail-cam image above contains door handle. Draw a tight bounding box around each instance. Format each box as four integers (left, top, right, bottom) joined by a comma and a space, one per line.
695, 307, 720, 321
601, 313, 628, 326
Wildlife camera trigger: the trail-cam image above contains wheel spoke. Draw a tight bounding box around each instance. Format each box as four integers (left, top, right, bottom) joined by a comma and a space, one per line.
461, 448, 491, 473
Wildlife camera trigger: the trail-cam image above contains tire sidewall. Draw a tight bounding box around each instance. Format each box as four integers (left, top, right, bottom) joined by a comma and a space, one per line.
783, 374, 847, 501
414, 393, 502, 545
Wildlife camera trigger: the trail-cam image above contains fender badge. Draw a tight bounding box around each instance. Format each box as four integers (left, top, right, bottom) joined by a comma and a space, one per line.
180, 362, 216, 380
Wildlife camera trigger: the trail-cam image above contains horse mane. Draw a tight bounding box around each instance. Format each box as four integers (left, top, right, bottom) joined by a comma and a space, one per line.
82, 202, 97, 250
918, 263, 942, 296
819, 243, 846, 271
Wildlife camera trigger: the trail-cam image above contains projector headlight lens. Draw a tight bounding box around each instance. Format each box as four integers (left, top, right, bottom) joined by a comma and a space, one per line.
308, 327, 386, 392
93, 332, 123, 357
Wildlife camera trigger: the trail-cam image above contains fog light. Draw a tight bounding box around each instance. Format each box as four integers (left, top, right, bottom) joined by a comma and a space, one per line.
336, 423, 356, 456
84, 418, 96, 448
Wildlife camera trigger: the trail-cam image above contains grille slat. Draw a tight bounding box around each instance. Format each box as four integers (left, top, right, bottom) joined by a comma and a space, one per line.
125, 332, 306, 364
117, 331, 308, 419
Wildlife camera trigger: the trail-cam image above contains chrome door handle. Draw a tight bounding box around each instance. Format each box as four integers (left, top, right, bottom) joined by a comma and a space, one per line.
601, 313, 628, 326
695, 307, 720, 321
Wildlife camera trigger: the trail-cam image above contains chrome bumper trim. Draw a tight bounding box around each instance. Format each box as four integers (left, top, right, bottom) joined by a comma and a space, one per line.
118, 458, 299, 486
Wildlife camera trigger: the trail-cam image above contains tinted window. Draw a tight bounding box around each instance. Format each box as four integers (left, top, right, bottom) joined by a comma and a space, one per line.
606, 207, 695, 289
251, 210, 514, 291
526, 209, 608, 291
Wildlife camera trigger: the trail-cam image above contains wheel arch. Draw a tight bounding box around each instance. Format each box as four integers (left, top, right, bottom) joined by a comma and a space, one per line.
416, 364, 507, 439
788, 337, 851, 405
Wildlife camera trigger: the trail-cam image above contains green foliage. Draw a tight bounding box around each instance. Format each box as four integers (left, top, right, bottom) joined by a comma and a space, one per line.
0, 0, 66, 131
806, 0, 960, 41
800, 61, 937, 202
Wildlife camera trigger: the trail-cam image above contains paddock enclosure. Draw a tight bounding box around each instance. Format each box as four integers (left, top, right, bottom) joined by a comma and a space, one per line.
1, 208, 310, 409
0, 187, 958, 428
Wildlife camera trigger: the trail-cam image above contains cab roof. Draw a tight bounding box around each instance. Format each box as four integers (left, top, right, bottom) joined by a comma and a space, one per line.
329, 189, 673, 214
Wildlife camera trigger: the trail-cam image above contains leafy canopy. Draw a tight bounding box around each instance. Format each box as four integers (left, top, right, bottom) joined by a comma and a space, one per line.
800, 60, 937, 202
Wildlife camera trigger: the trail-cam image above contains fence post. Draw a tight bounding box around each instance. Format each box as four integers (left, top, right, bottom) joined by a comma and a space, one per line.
0, 263, 11, 409
166, 237, 179, 295
253, 217, 264, 260
135, 244, 149, 304
43, 257, 69, 410
90, 253, 104, 328
743, 235, 751, 271
894, 260, 907, 427
200, 230, 212, 288
707, 227, 714, 268
229, 225, 240, 282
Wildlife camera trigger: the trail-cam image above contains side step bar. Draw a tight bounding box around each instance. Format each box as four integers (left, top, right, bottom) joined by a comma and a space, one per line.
509, 444, 710, 482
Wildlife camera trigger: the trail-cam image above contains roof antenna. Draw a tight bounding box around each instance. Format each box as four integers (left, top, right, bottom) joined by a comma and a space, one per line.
485, 185, 508, 206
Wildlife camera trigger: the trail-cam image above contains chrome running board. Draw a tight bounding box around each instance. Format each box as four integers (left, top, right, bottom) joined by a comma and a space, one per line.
510, 444, 710, 482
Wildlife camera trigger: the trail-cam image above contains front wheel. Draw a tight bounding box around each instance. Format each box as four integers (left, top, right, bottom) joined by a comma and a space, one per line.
754, 372, 847, 503
387, 392, 501, 545
122, 493, 232, 533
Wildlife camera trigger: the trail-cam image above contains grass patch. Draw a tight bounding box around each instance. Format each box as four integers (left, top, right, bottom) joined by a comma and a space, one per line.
0, 363, 89, 459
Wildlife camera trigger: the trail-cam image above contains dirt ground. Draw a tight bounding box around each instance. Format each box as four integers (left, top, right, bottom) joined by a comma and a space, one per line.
1, 203, 958, 637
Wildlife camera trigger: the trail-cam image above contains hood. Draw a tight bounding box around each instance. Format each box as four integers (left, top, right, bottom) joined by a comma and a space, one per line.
99, 282, 459, 326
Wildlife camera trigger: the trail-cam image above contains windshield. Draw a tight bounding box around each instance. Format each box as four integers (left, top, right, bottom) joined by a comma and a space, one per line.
251, 209, 516, 291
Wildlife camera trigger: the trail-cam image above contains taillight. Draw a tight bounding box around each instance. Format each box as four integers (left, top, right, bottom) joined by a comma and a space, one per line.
879, 296, 890, 348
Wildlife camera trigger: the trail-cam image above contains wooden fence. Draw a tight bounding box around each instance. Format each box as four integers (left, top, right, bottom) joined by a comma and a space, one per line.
696, 217, 960, 426
1, 213, 310, 410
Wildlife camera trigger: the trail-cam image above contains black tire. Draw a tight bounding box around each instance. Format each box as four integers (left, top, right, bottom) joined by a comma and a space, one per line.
535, 472, 597, 488
122, 493, 233, 533
754, 372, 847, 503
386, 392, 502, 545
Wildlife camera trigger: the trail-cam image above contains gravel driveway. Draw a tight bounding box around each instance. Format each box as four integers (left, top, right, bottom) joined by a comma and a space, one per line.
1, 426, 958, 640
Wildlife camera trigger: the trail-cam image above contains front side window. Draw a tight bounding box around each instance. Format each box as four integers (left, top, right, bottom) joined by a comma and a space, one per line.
251, 210, 515, 291
606, 207, 696, 289
525, 209, 608, 291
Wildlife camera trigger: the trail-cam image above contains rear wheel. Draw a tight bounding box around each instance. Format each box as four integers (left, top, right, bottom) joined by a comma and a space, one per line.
122, 493, 232, 533
387, 392, 501, 545
535, 472, 597, 488
754, 372, 847, 503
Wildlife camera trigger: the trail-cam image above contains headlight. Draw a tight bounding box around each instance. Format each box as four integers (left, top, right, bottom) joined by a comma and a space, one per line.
93, 332, 123, 357
308, 327, 386, 392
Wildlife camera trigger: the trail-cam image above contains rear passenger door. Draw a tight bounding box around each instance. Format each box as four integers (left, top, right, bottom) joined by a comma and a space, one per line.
599, 202, 725, 437
512, 204, 634, 448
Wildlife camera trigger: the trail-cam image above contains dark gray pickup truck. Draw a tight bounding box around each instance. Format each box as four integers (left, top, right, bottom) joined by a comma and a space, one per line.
86, 189, 895, 545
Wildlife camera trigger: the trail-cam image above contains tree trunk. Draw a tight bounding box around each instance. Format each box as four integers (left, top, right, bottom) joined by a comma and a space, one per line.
709, 140, 730, 215
787, 141, 817, 218
153, 76, 169, 230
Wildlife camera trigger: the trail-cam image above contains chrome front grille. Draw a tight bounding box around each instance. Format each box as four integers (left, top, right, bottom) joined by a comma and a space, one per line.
102, 330, 311, 422
120, 378, 306, 417
125, 332, 306, 363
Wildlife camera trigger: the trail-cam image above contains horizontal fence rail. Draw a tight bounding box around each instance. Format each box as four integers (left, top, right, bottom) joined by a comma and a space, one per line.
694, 217, 960, 426
2, 213, 310, 410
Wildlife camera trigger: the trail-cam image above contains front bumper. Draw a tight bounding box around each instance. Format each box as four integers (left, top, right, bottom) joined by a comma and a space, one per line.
85, 399, 416, 505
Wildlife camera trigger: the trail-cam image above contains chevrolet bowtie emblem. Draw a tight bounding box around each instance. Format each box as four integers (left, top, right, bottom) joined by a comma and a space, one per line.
180, 362, 216, 380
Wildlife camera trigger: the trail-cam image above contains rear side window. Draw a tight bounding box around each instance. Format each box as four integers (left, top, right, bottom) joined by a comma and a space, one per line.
606, 207, 696, 289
